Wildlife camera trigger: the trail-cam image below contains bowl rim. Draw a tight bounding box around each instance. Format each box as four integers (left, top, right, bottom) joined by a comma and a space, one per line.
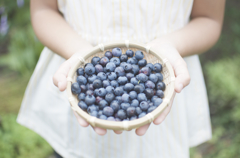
66, 41, 175, 130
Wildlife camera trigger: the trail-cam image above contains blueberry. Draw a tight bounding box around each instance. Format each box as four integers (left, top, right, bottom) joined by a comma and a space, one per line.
123, 63, 132, 72
138, 59, 147, 67
145, 80, 155, 89
114, 87, 124, 96
153, 98, 163, 107
71, 82, 81, 94
99, 115, 107, 120
129, 91, 137, 100
123, 118, 129, 121
140, 101, 149, 111
99, 99, 108, 109
106, 62, 116, 72
151, 96, 159, 102
126, 49, 134, 57
115, 118, 121, 121
156, 81, 166, 90
131, 99, 139, 107
156, 90, 164, 98
105, 51, 113, 59
85, 95, 96, 105
78, 93, 86, 101
77, 68, 84, 76
110, 101, 120, 112
153, 63, 162, 72
127, 57, 138, 65
135, 107, 142, 115
145, 88, 154, 99
146, 63, 154, 71
87, 104, 98, 113
95, 64, 104, 73
110, 80, 119, 88
84, 63, 94, 68
135, 50, 144, 60
85, 65, 95, 75
110, 57, 121, 66
155, 73, 163, 82
103, 67, 108, 73
147, 106, 157, 113
130, 77, 139, 85
101, 80, 110, 88
96, 88, 107, 97
78, 101, 88, 111
126, 73, 134, 80
149, 102, 154, 107
117, 109, 127, 120
90, 111, 98, 117
112, 47, 122, 57
136, 73, 148, 83
139, 67, 151, 76
149, 74, 158, 83
105, 93, 115, 103
80, 84, 87, 93
120, 54, 128, 62
77, 76, 87, 85
115, 96, 122, 103
97, 72, 107, 80
88, 74, 98, 83
108, 72, 117, 80
137, 93, 147, 102
127, 107, 136, 117
103, 106, 114, 116
105, 86, 114, 93
107, 116, 115, 121
130, 115, 137, 121
93, 79, 102, 89
98, 110, 103, 117
99, 57, 109, 66
120, 62, 127, 68
91, 56, 101, 66
84, 73, 89, 78
118, 76, 128, 85
122, 93, 130, 103
86, 90, 94, 96
95, 96, 103, 104
134, 84, 145, 93
138, 112, 147, 118
124, 83, 134, 92
115, 66, 125, 76
88, 84, 94, 91
121, 103, 131, 110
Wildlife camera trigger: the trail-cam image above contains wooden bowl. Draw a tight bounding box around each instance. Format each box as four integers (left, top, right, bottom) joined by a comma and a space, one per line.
67, 41, 175, 131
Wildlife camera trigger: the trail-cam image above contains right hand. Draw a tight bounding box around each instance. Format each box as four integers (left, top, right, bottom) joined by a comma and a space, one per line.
53, 49, 123, 136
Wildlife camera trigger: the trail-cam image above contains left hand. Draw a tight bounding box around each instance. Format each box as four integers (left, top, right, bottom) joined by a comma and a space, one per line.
135, 41, 191, 136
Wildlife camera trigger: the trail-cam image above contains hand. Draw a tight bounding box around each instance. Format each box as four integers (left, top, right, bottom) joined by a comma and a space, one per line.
135, 41, 191, 136
53, 48, 123, 136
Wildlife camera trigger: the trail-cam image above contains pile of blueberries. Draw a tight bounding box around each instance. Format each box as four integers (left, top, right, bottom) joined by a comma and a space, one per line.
71, 48, 165, 121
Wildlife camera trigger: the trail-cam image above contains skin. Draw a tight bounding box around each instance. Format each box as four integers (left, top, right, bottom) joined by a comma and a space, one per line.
31, 0, 225, 136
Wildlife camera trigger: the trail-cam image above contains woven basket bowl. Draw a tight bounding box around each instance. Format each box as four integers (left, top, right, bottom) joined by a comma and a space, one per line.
67, 41, 175, 131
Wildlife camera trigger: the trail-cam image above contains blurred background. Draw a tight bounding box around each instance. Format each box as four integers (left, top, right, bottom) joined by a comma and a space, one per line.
0, 0, 239, 158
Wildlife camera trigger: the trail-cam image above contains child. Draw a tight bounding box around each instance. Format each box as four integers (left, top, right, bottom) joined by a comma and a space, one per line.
17, 0, 225, 157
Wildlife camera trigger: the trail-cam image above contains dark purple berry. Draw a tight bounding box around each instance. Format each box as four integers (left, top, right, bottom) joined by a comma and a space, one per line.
126, 49, 134, 57
95, 64, 104, 73
153, 63, 162, 72
85, 95, 96, 105
106, 62, 116, 72
145, 88, 154, 99
135, 51, 144, 60
121, 103, 131, 110
99, 57, 109, 66
127, 107, 136, 117
112, 47, 122, 57
137, 93, 147, 102
105, 93, 115, 103
71, 82, 81, 94
77, 68, 84, 76
139, 67, 151, 76
156, 90, 164, 98
105, 51, 113, 59
110, 57, 121, 66
145, 80, 155, 89
103, 106, 114, 116
138, 59, 147, 67
140, 101, 149, 111
156, 81, 166, 90
120, 54, 128, 62
115, 66, 125, 76
117, 109, 127, 120
77, 76, 87, 85
93, 79, 102, 89
78, 101, 88, 111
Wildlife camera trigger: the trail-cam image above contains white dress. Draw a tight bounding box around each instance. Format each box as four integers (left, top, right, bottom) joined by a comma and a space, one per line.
17, 0, 212, 158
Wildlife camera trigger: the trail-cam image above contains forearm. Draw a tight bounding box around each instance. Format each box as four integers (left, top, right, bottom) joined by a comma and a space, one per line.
30, 0, 92, 59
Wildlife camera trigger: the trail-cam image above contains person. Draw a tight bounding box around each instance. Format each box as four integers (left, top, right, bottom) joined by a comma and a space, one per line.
17, 0, 225, 157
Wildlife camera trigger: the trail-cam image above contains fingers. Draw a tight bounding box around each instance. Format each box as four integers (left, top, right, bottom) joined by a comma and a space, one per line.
153, 92, 175, 125
172, 58, 191, 93
135, 123, 151, 136
53, 61, 71, 91
73, 111, 89, 127
114, 130, 123, 134
92, 127, 107, 136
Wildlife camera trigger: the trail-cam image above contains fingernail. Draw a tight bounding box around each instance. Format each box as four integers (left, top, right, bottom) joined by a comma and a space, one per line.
178, 84, 183, 92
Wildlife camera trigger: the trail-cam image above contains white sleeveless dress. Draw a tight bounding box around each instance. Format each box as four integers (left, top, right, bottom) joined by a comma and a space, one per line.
17, 0, 212, 158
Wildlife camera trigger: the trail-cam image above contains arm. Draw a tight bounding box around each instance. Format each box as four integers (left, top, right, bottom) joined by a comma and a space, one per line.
149, 0, 225, 57
30, 0, 92, 59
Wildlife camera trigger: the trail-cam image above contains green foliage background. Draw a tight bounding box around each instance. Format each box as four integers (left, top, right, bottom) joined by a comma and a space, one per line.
0, 0, 239, 158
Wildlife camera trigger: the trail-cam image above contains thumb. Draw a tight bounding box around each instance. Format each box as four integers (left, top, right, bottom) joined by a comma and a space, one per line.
172, 58, 191, 93
53, 60, 71, 91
